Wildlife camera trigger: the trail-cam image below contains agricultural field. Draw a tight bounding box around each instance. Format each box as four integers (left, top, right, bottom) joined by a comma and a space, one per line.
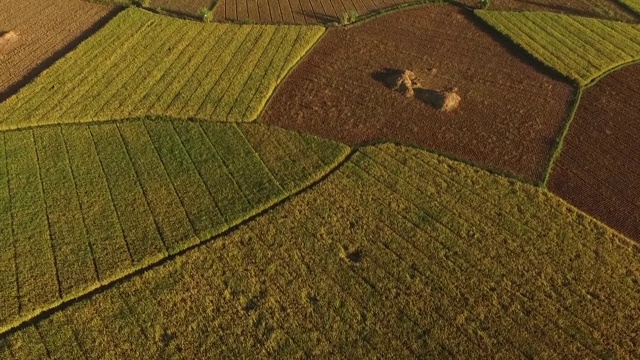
0, 0, 116, 102
212, 0, 425, 24
1, 0, 640, 357
476, 10, 640, 85
262, 5, 575, 183
457, 0, 639, 21
1, 144, 639, 358
0, 118, 348, 334
548, 62, 640, 243
0, 7, 324, 130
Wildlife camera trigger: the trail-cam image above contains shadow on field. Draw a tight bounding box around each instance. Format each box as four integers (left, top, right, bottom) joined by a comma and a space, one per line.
0, 7, 122, 104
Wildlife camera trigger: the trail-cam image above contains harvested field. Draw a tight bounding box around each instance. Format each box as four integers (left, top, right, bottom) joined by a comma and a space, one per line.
457, 0, 639, 21
619, 0, 640, 14
262, 5, 575, 183
477, 10, 640, 85
0, 7, 324, 130
0, 0, 116, 103
0, 118, 348, 334
212, 0, 424, 24
548, 62, 640, 242
4, 143, 639, 358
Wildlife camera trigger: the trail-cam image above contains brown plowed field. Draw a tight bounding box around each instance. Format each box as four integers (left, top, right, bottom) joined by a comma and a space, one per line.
213, 0, 413, 24
456, 0, 639, 22
0, 0, 117, 103
261, 5, 575, 183
152, 0, 215, 17
548, 63, 640, 242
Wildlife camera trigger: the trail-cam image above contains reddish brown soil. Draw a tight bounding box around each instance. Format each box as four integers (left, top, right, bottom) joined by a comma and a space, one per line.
548, 62, 640, 242
456, 0, 639, 22
152, 0, 215, 17
261, 5, 576, 183
213, 0, 414, 24
0, 0, 117, 103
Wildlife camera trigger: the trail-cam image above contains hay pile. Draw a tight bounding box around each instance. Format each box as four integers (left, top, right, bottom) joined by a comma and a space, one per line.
384, 69, 461, 112
0, 31, 19, 56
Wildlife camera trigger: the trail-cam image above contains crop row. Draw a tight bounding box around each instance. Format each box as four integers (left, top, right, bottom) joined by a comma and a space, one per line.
476, 10, 640, 85
619, 0, 640, 15
4, 144, 639, 358
0, 8, 324, 130
0, 118, 349, 334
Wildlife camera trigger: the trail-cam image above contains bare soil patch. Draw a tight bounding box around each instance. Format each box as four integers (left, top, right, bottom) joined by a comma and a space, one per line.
213, 0, 416, 24
261, 5, 575, 183
0, 0, 117, 103
548, 62, 640, 242
456, 0, 639, 22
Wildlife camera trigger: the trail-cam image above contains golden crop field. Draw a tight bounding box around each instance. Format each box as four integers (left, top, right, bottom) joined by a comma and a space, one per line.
476, 10, 640, 85
0, 8, 324, 130
2, 144, 638, 358
0, 118, 348, 334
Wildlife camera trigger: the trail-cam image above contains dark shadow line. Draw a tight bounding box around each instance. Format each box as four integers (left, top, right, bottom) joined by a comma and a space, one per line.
0, 6, 124, 104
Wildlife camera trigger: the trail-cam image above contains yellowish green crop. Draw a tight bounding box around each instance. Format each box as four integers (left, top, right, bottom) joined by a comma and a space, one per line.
619, 0, 640, 14
0, 118, 349, 334
4, 144, 638, 358
0, 8, 324, 130
476, 10, 640, 85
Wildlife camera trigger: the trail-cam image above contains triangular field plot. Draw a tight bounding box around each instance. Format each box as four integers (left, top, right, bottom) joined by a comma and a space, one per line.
0, 118, 350, 334
476, 10, 640, 85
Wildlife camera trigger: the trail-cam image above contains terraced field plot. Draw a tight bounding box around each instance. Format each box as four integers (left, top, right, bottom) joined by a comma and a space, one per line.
456, 0, 639, 21
262, 5, 575, 183
548, 62, 640, 243
0, 7, 324, 130
213, 0, 424, 24
476, 10, 640, 85
0, 0, 116, 102
3, 144, 639, 358
0, 118, 349, 334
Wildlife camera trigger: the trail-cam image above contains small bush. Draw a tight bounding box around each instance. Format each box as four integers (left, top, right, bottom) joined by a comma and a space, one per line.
133, 0, 150, 7
339, 11, 358, 25
200, 7, 213, 22
480, 0, 490, 9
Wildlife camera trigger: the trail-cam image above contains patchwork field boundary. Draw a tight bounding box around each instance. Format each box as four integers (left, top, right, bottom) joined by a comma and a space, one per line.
541, 57, 640, 188
0, 120, 354, 338
540, 88, 583, 187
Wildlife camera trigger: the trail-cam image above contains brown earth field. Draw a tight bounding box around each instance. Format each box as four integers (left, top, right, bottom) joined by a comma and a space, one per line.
548, 62, 640, 242
212, 0, 416, 24
152, 0, 216, 17
455, 0, 640, 21
0, 0, 118, 103
261, 4, 576, 183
